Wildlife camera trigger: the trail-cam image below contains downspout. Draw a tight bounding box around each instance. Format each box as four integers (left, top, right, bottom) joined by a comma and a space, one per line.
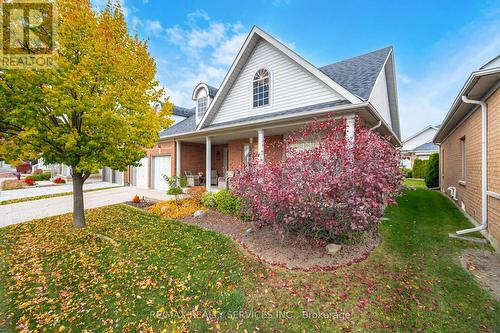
455, 95, 488, 235
370, 120, 382, 131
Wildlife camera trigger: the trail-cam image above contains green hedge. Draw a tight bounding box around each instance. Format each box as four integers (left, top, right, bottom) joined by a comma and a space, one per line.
202, 189, 241, 215
425, 153, 439, 188
412, 159, 428, 179
26, 172, 51, 181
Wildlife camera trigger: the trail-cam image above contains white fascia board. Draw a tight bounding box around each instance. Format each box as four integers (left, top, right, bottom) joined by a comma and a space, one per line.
434, 66, 500, 143
196, 26, 363, 131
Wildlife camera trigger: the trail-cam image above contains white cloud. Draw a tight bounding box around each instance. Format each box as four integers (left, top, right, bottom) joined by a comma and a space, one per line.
159, 12, 253, 106
398, 15, 500, 138
398, 73, 411, 85
131, 16, 142, 31
144, 19, 163, 36
212, 32, 247, 66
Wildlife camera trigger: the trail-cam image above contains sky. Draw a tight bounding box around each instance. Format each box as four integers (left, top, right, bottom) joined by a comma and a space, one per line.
93, 0, 500, 140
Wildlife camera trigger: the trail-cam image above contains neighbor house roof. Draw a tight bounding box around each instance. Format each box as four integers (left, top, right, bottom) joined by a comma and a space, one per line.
413, 142, 439, 152
319, 47, 392, 101
160, 114, 196, 137
402, 125, 440, 143
172, 106, 195, 118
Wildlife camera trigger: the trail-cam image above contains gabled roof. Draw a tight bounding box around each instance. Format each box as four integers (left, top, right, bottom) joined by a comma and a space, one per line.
196, 26, 363, 130
319, 47, 392, 101
172, 106, 195, 118
403, 125, 440, 143
162, 26, 399, 139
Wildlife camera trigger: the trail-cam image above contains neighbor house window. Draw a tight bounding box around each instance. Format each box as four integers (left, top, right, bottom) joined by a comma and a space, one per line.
253, 69, 270, 107
197, 96, 208, 118
460, 137, 466, 180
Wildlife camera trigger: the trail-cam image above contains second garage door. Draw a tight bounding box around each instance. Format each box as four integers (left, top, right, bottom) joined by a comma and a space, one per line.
152, 156, 171, 190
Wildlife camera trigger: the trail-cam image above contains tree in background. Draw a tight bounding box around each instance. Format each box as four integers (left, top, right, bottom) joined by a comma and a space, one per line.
412, 159, 429, 179
0, 0, 172, 228
425, 153, 440, 188
232, 116, 403, 242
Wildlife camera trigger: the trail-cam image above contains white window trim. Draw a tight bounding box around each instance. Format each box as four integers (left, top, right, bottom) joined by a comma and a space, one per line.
252, 68, 272, 109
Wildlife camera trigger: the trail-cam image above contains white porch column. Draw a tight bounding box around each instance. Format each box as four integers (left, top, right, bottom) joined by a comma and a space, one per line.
257, 129, 265, 162
206, 136, 212, 192
176, 140, 181, 183
346, 114, 356, 143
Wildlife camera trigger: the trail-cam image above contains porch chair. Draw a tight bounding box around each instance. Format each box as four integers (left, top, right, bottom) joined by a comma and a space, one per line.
211, 170, 218, 186
217, 171, 235, 189
184, 171, 200, 187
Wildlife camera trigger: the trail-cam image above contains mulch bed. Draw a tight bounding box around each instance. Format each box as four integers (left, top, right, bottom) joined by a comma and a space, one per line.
182, 210, 379, 271
124, 200, 157, 209
460, 249, 500, 301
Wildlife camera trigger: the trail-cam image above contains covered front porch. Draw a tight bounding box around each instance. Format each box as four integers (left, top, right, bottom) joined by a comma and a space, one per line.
173, 114, 358, 192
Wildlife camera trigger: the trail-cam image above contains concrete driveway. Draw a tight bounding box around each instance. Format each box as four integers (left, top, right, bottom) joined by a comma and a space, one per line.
0, 186, 176, 228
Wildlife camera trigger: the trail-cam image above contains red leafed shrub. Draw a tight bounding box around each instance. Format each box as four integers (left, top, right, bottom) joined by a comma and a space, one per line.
23, 178, 35, 186
232, 116, 403, 242
53, 177, 66, 184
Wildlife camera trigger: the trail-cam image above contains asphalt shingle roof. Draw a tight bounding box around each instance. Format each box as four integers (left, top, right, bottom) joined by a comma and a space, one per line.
172, 106, 195, 117
413, 142, 439, 152
207, 85, 218, 97
160, 114, 197, 137
319, 47, 392, 101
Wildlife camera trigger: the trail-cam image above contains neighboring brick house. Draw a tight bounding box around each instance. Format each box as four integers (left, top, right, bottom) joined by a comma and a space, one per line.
127, 26, 402, 192
433, 55, 500, 251
400, 125, 440, 168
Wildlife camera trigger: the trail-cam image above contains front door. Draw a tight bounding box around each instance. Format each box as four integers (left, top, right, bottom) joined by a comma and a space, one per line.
223, 147, 228, 173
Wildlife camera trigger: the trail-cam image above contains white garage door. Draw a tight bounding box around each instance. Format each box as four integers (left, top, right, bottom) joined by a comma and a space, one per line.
134, 157, 149, 189
102, 167, 112, 182
113, 170, 123, 185
152, 156, 171, 190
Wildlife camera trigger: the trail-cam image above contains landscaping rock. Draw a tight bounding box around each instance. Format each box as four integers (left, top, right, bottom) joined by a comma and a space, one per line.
245, 228, 254, 236
193, 210, 206, 218
326, 243, 342, 255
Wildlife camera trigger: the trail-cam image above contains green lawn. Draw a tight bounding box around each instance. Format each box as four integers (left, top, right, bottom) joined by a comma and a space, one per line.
404, 178, 427, 189
0, 190, 498, 332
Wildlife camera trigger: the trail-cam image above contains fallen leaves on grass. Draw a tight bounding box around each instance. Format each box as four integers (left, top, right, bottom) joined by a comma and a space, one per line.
0, 205, 259, 331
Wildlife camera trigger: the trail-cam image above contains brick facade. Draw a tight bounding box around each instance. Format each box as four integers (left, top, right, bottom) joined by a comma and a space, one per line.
440, 87, 500, 249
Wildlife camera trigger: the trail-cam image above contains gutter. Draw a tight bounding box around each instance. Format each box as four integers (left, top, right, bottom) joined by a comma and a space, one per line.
455, 95, 488, 236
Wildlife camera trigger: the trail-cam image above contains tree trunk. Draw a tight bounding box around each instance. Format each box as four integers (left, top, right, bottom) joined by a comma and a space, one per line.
72, 172, 86, 228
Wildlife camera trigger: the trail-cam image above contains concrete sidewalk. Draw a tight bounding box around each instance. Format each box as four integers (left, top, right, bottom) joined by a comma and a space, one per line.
0, 181, 121, 202
0, 186, 175, 227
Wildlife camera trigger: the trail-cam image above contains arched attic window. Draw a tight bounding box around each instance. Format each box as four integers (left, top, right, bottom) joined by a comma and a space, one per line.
253, 69, 270, 107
